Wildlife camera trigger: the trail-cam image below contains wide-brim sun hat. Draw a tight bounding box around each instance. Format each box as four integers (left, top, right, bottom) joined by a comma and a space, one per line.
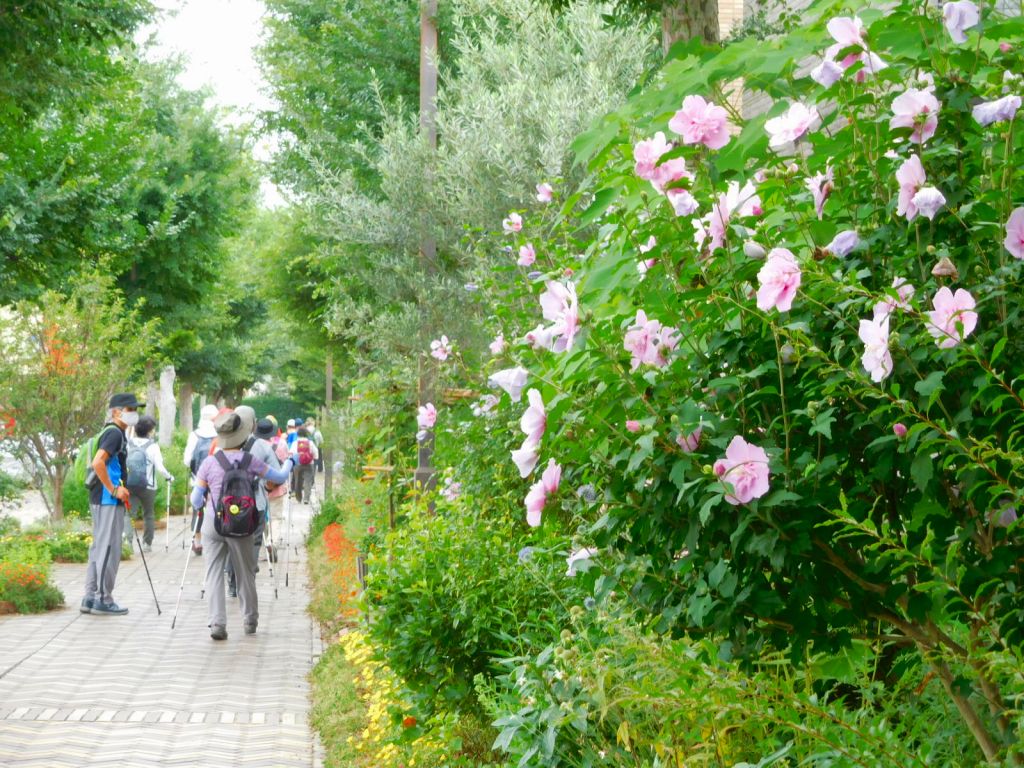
254, 419, 275, 440
200, 404, 219, 422
213, 409, 255, 450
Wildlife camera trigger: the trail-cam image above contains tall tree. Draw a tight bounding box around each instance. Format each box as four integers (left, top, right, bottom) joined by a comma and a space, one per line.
258, 0, 423, 194
537, 0, 719, 46
0, 273, 154, 519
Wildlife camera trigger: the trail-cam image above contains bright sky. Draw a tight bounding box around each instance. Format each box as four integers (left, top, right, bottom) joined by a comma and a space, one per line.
139, 0, 285, 208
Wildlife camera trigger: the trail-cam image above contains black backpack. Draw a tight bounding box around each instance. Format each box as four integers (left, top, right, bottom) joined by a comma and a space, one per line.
213, 451, 260, 538
190, 433, 214, 476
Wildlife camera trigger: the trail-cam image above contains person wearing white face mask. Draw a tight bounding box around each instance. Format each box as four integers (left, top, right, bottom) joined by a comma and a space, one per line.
81, 392, 143, 616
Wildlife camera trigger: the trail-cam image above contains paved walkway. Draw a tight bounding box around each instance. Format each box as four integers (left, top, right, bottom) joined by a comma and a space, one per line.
0, 498, 325, 767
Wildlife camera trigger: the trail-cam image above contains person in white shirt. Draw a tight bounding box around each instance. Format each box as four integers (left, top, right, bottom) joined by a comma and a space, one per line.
124, 416, 173, 552
182, 404, 218, 555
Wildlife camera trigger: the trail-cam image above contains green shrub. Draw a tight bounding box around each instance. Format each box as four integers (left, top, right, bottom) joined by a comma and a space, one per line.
483, 603, 987, 767
45, 529, 92, 562
0, 534, 62, 613
366, 500, 578, 713
0, 469, 26, 503
0, 561, 63, 613
0, 513, 19, 536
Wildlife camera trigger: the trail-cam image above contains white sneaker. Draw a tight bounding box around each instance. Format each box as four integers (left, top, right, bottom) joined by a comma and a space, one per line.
143, 544, 152, 553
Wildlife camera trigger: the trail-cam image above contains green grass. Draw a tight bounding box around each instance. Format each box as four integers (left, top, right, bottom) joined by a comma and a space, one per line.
309, 640, 365, 768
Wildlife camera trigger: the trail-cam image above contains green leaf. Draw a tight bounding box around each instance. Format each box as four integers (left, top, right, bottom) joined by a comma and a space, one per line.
914, 370, 945, 399
808, 407, 835, 440
910, 452, 934, 493
578, 187, 620, 227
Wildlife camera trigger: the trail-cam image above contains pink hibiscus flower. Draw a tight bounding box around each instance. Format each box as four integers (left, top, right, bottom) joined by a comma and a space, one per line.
525, 459, 562, 527
858, 315, 893, 382
1005, 207, 1024, 259
668, 95, 731, 150
417, 403, 437, 430
972, 95, 1021, 126
890, 88, 941, 144
805, 165, 834, 220
713, 436, 771, 505
430, 335, 452, 361
873, 277, 915, 320
489, 334, 507, 355
518, 243, 536, 267
489, 366, 529, 401
502, 212, 523, 233
765, 102, 819, 149
943, 0, 980, 44
536, 182, 553, 203
895, 155, 927, 221
633, 132, 671, 180
926, 287, 978, 348
756, 248, 802, 313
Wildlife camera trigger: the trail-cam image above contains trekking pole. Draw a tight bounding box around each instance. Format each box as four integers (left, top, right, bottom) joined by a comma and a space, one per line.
129, 500, 162, 615
171, 510, 201, 629
284, 491, 292, 588
265, 511, 278, 599
164, 482, 171, 552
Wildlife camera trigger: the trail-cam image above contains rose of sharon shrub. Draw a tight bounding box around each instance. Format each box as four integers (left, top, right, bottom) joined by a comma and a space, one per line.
453, 0, 1024, 758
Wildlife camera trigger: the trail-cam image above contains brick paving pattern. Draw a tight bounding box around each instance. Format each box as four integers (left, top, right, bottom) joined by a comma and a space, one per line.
0, 499, 324, 767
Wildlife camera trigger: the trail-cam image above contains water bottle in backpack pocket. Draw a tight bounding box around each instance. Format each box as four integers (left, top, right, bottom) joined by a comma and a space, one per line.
213, 452, 260, 538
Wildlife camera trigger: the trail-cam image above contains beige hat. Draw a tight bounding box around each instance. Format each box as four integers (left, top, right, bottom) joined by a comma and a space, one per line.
213, 408, 255, 450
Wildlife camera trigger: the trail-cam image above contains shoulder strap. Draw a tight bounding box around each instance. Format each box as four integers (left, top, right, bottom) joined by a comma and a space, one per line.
239, 452, 254, 472
214, 452, 232, 471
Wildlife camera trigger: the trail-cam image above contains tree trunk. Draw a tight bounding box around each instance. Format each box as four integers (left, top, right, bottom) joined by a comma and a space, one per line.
662, 0, 720, 51
158, 365, 176, 446
145, 361, 158, 421
52, 467, 64, 521
178, 381, 194, 432
324, 347, 334, 501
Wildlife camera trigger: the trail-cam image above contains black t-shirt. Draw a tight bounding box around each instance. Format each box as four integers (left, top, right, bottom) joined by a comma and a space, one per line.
88, 424, 127, 507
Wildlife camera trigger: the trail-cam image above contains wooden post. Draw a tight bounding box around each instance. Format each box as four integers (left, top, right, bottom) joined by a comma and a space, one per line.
324, 346, 334, 501
416, 0, 439, 496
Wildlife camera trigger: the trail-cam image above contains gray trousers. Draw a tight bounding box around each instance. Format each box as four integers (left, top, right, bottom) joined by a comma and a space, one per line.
202, 512, 258, 630
127, 486, 157, 545
295, 464, 315, 503
84, 504, 124, 605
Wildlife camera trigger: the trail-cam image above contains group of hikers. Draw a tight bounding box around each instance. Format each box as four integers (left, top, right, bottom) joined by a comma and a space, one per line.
79, 393, 323, 640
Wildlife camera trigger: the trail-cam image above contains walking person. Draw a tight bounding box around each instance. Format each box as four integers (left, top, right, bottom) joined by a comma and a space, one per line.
124, 415, 174, 553
306, 417, 324, 473
190, 408, 295, 640
291, 427, 319, 504
81, 393, 142, 616
225, 408, 280, 598
183, 403, 218, 555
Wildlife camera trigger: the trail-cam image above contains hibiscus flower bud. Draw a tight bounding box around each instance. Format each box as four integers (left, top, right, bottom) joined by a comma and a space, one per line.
1000, 42, 1012, 53
893, 423, 908, 438
743, 240, 767, 259
930, 257, 959, 279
